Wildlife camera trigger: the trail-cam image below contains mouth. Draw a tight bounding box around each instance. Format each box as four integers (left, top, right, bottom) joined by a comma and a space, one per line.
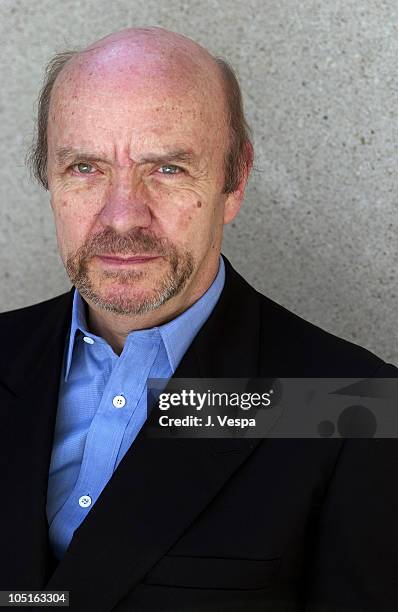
95, 255, 161, 266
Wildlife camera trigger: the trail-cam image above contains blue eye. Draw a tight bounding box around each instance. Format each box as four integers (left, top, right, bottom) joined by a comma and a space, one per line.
73, 162, 95, 174
158, 165, 181, 175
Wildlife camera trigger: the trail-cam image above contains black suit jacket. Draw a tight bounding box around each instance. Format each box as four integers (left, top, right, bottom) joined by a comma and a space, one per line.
0, 256, 397, 611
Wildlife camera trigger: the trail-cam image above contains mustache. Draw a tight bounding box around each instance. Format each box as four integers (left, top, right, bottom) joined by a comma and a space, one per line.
71, 228, 173, 261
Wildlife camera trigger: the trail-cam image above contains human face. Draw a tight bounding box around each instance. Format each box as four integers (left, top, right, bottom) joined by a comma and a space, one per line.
47, 46, 241, 318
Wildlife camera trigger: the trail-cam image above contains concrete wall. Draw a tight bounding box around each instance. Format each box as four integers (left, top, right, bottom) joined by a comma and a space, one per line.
1, 0, 397, 363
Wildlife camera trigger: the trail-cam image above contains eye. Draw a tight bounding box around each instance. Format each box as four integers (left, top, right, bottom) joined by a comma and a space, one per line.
157, 164, 182, 176
71, 162, 97, 174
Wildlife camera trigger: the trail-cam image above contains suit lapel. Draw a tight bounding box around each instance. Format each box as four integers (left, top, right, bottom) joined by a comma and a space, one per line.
0, 291, 73, 588
45, 259, 264, 610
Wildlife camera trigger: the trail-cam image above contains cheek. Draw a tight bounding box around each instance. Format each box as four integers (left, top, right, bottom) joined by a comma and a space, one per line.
53, 200, 86, 233
160, 198, 203, 237
51, 196, 93, 256
149, 186, 200, 231
155, 194, 222, 253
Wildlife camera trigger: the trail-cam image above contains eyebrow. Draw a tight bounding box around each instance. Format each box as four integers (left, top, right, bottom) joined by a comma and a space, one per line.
55, 147, 108, 166
54, 147, 200, 169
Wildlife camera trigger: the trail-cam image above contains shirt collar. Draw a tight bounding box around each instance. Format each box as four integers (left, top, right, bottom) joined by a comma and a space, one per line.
64, 285, 91, 381
158, 255, 225, 372
64, 255, 225, 381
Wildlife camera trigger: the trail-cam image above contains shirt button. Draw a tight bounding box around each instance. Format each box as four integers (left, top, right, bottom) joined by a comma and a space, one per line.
78, 495, 92, 508
83, 336, 95, 345
113, 395, 126, 408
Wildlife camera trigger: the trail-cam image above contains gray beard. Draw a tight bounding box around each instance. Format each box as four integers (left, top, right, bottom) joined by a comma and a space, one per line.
65, 229, 195, 316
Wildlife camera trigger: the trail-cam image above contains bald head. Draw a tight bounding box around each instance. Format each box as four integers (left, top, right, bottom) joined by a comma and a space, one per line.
56, 27, 225, 103
28, 26, 252, 193
83, 27, 221, 76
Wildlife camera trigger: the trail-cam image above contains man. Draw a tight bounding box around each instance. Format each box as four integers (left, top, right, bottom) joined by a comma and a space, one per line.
0, 26, 397, 612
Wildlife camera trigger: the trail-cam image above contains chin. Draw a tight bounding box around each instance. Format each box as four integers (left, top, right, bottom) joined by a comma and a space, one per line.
79, 272, 188, 317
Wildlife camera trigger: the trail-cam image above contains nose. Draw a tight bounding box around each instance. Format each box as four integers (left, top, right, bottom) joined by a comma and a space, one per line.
98, 171, 152, 233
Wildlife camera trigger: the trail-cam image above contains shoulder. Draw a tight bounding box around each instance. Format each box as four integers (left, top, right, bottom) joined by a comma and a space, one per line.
255, 289, 392, 376
222, 258, 393, 376
0, 292, 73, 364
0, 291, 72, 328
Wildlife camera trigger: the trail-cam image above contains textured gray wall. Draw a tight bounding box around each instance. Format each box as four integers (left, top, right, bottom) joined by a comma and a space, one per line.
1, 0, 397, 363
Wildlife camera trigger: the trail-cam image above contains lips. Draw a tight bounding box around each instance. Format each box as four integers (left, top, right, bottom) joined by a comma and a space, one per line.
95, 254, 160, 264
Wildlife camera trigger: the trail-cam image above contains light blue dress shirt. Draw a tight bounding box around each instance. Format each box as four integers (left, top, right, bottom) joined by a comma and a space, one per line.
46, 256, 225, 560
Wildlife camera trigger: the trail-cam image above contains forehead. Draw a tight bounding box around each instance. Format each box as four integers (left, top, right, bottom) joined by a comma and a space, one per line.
48, 44, 228, 159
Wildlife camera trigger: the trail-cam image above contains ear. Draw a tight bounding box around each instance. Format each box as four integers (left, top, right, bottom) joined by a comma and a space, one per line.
223, 141, 254, 225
